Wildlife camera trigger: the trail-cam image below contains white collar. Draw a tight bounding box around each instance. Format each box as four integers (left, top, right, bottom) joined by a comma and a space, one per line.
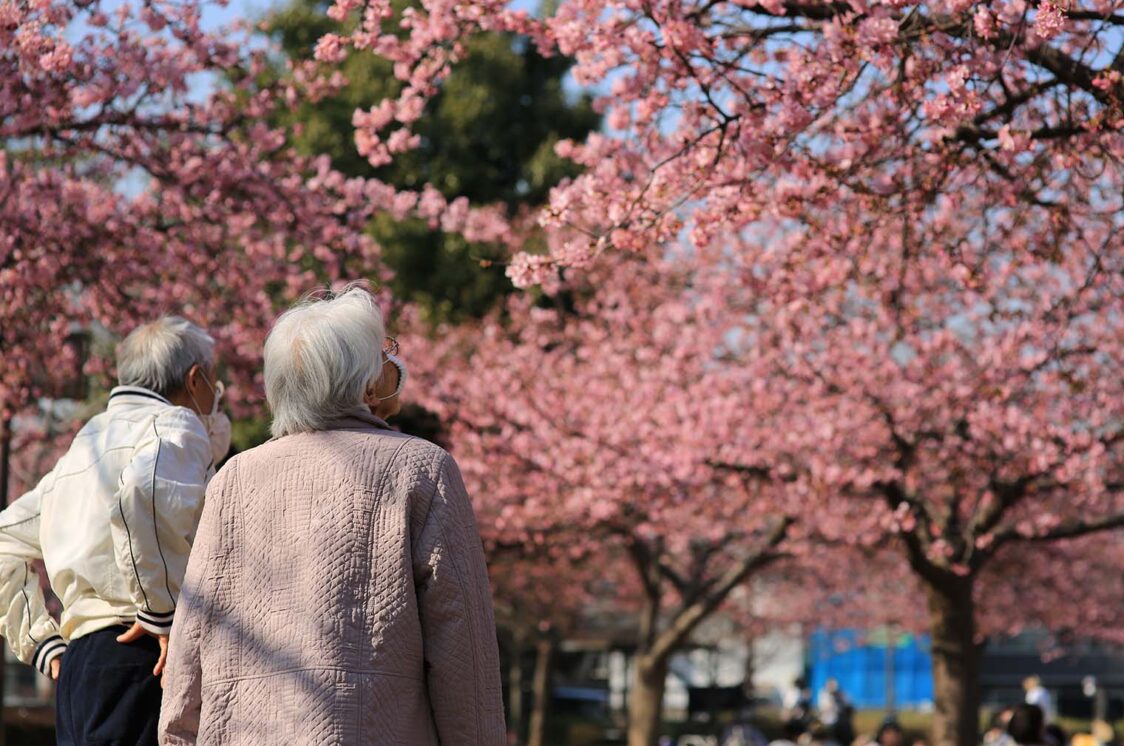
108, 386, 172, 406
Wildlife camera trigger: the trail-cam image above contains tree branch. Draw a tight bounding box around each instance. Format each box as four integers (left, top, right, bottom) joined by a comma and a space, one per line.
736, 2, 1124, 104
987, 512, 1124, 555
628, 538, 664, 650
704, 459, 798, 482
648, 517, 792, 662
967, 476, 1033, 544
1063, 10, 1124, 24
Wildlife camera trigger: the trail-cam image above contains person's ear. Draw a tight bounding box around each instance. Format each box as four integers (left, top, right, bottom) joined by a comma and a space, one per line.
183, 364, 201, 396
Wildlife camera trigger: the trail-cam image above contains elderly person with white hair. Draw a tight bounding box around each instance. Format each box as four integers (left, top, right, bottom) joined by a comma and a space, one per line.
159, 286, 505, 746
0, 317, 229, 746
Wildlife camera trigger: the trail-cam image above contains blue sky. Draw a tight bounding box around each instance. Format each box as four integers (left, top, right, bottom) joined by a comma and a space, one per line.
201, 0, 275, 31
201, 0, 543, 32
188, 0, 592, 106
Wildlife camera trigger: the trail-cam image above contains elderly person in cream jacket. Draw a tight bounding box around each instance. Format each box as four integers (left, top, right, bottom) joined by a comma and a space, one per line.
159, 286, 505, 745
0, 316, 228, 746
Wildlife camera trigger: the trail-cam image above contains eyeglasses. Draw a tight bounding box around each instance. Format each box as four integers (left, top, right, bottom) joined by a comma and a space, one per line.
383, 336, 399, 357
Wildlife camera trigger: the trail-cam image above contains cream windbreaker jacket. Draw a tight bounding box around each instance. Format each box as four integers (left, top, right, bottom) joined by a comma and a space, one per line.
0, 386, 214, 676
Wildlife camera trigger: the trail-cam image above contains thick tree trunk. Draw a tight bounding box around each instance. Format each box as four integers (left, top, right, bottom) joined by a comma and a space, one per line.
527, 637, 556, 746
743, 633, 755, 704
627, 654, 669, 746
925, 577, 982, 746
621, 523, 788, 746
508, 631, 525, 745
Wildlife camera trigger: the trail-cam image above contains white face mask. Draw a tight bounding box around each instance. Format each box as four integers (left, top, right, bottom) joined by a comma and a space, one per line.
203, 411, 232, 465
191, 374, 232, 464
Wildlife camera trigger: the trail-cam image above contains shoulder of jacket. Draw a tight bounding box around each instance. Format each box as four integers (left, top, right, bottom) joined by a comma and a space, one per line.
152, 406, 208, 441
390, 436, 450, 473
207, 453, 241, 490
73, 411, 111, 437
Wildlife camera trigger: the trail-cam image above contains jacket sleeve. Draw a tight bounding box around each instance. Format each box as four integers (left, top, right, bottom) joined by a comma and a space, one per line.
159, 460, 234, 746
0, 473, 66, 676
110, 410, 212, 635
412, 452, 506, 745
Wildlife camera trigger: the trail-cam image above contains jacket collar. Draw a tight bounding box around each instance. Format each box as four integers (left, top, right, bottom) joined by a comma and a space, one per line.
321, 406, 391, 432
108, 386, 172, 408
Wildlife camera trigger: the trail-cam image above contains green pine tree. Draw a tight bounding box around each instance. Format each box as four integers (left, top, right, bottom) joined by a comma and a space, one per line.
266, 0, 599, 323
225, 1, 597, 454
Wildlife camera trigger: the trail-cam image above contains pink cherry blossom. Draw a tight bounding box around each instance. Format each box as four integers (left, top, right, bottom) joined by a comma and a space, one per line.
1034, 1, 1066, 40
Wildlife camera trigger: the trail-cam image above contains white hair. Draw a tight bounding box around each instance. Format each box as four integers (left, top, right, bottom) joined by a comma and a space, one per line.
116, 316, 215, 397
264, 285, 386, 438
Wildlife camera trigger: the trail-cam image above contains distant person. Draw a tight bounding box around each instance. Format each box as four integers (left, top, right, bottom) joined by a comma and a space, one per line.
1025, 676, 1056, 723
801, 722, 840, 746
783, 677, 813, 725
835, 701, 856, 746
817, 679, 842, 727
874, 720, 905, 746
817, 679, 854, 745
722, 721, 769, 746
0, 317, 226, 746
1044, 723, 1067, 746
769, 718, 807, 746
985, 708, 1016, 746
1091, 720, 1118, 746
159, 286, 505, 745
1008, 704, 1048, 746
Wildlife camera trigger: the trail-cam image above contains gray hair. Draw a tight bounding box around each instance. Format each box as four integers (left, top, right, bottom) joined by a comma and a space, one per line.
116, 317, 215, 398
264, 285, 385, 438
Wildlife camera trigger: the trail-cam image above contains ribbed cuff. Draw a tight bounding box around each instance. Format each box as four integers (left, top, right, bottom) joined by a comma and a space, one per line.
136, 609, 175, 635
32, 636, 66, 677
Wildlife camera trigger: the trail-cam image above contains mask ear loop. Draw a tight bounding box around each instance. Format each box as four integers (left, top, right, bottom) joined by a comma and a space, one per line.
187, 368, 224, 416
375, 355, 406, 401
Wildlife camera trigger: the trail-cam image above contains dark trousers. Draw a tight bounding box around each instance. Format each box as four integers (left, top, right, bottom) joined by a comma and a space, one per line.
56, 626, 162, 746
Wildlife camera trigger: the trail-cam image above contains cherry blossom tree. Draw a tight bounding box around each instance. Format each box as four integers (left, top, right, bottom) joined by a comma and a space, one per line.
407, 226, 1120, 746
328, 1, 1123, 742
8, 2, 1122, 745
404, 257, 814, 745
705, 163, 1122, 741
1, 0, 383, 415
0, 0, 523, 419
326, 0, 1122, 280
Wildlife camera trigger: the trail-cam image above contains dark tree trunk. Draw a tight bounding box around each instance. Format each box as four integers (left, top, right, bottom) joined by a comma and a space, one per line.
508, 630, 525, 745
743, 632, 755, 704
925, 576, 982, 746
527, 637, 555, 746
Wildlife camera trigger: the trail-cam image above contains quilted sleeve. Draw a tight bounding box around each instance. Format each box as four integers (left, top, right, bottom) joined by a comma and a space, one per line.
412, 452, 506, 745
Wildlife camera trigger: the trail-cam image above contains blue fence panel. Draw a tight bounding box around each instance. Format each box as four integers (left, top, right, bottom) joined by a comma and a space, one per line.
807, 629, 933, 709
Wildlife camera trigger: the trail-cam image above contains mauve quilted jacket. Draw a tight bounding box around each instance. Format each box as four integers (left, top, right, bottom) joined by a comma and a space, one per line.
158, 409, 506, 745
